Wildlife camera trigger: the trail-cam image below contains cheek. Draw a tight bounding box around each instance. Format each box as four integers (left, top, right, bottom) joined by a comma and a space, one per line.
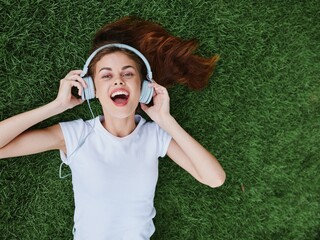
136, 81, 143, 97
93, 81, 105, 99
131, 86, 141, 102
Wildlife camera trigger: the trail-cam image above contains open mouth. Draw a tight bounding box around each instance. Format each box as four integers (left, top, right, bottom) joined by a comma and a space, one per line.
110, 90, 129, 106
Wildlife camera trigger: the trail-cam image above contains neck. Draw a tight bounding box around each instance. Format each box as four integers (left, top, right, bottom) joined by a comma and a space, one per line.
101, 113, 137, 138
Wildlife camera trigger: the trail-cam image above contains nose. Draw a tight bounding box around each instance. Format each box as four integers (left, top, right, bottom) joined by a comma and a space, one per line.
114, 76, 125, 86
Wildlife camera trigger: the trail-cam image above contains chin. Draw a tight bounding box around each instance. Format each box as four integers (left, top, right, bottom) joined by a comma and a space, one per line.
102, 103, 139, 119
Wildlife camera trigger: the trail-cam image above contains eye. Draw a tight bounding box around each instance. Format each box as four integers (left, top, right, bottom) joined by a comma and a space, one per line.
122, 72, 134, 79
102, 74, 112, 79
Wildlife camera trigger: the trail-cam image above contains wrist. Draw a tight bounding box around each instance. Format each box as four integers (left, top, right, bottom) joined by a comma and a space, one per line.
157, 114, 176, 131
50, 99, 68, 115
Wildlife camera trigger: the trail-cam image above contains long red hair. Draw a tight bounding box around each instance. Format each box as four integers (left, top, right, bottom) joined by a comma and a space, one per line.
91, 16, 219, 89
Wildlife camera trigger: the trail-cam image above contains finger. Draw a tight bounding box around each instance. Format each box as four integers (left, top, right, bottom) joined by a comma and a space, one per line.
65, 75, 88, 88
140, 103, 149, 112
150, 81, 166, 89
74, 98, 85, 106
61, 78, 84, 97
152, 90, 157, 97
149, 82, 166, 93
65, 70, 83, 78
154, 85, 167, 95
71, 81, 84, 97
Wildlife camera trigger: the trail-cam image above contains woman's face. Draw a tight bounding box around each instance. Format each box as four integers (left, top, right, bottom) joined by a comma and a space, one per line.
93, 51, 142, 119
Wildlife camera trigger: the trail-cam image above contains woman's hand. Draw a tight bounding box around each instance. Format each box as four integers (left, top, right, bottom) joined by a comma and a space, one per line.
140, 82, 171, 127
55, 70, 87, 111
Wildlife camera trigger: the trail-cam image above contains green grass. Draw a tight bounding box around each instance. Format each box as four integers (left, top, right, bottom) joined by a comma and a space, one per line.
1, 0, 319, 239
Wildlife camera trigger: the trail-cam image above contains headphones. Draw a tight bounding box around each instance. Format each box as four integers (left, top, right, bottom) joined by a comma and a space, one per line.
80, 43, 154, 104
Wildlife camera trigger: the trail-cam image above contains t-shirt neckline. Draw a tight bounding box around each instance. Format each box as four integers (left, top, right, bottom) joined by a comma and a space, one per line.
95, 114, 145, 141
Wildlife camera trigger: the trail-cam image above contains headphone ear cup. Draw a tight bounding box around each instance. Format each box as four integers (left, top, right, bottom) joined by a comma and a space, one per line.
82, 76, 95, 100
140, 80, 153, 104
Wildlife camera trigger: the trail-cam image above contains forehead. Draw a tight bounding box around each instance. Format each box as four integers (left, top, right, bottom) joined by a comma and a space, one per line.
95, 51, 138, 69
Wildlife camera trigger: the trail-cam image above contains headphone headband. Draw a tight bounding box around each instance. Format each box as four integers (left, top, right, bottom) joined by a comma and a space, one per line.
81, 43, 153, 81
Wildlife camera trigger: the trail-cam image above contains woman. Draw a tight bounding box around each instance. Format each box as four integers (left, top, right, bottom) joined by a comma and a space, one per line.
0, 17, 225, 239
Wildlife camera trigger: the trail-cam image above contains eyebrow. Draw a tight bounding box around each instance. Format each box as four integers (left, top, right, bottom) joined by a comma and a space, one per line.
99, 65, 135, 72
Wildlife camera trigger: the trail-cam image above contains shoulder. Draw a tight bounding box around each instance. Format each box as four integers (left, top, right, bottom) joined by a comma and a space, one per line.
58, 117, 97, 142
136, 115, 158, 133
58, 117, 97, 158
136, 114, 172, 145
59, 117, 95, 130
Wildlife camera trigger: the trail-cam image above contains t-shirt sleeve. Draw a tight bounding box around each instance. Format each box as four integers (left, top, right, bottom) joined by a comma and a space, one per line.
59, 119, 88, 164
155, 124, 172, 158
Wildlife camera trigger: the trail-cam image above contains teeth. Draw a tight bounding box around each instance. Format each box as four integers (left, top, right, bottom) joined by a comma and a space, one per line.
111, 91, 129, 98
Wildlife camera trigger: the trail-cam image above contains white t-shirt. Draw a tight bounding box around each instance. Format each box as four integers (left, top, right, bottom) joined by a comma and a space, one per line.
59, 115, 172, 240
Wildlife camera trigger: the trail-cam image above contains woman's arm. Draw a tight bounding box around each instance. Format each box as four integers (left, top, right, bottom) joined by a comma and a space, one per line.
0, 101, 64, 149
0, 70, 86, 158
0, 123, 65, 159
141, 83, 226, 188
164, 117, 225, 188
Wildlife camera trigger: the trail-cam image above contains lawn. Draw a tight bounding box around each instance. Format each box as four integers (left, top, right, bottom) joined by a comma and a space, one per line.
0, 0, 319, 239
